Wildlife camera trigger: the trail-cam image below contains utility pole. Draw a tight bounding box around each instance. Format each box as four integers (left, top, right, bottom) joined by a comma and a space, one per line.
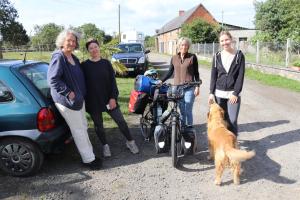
118, 4, 121, 43
221, 10, 224, 30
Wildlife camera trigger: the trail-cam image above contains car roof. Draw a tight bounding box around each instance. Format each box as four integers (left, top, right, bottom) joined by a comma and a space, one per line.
0, 59, 43, 68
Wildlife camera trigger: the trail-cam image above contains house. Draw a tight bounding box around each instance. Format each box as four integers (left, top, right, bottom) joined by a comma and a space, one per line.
156, 4, 218, 55
156, 4, 255, 54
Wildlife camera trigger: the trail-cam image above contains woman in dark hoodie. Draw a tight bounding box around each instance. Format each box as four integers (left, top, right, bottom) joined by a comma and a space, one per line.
208, 31, 245, 136
47, 29, 101, 169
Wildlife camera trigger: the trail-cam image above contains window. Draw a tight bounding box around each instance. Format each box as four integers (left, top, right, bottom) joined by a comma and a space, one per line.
19, 63, 50, 98
0, 81, 14, 103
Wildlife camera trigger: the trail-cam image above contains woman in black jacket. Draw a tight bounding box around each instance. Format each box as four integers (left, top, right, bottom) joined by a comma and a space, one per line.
208, 31, 245, 136
81, 39, 139, 157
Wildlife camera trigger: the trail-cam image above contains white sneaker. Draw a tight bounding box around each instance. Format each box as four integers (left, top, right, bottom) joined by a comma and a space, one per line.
126, 140, 139, 154
103, 144, 111, 157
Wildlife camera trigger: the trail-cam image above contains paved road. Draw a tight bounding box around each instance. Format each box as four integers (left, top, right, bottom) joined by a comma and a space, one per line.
0, 52, 299, 200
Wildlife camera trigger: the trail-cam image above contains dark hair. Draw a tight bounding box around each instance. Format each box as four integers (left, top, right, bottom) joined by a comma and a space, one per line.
85, 38, 99, 50
219, 31, 232, 40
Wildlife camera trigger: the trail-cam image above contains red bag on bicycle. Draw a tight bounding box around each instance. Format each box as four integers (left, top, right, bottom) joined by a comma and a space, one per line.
128, 90, 148, 114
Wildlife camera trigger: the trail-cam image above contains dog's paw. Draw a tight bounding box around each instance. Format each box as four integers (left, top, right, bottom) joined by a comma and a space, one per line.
234, 179, 240, 185
214, 180, 221, 186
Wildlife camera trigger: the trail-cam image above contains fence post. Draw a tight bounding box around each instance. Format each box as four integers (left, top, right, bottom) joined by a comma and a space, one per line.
198, 43, 200, 54
204, 42, 206, 57
212, 42, 215, 56
256, 40, 260, 64
285, 38, 291, 67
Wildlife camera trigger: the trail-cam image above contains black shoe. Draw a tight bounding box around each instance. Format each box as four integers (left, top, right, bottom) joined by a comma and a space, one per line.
83, 157, 102, 170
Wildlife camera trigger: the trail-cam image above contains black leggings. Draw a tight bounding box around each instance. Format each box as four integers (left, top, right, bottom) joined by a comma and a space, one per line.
215, 97, 241, 136
90, 107, 133, 145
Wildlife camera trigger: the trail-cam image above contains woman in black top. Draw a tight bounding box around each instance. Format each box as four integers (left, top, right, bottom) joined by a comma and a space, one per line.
81, 39, 139, 157
208, 31, 245, 136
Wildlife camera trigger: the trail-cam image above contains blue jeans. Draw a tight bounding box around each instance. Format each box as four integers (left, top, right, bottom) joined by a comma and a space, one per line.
179, 86, 195, 126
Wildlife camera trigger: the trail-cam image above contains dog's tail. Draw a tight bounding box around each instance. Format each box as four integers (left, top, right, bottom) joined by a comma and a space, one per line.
225, 145, 255, 162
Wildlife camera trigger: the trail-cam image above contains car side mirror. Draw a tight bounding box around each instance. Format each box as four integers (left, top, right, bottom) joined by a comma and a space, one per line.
0, 90, 14, 102
145, 49, 150, 54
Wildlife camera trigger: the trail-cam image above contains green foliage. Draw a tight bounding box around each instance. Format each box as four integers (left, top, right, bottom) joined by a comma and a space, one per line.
31, 23, 64, 50
254, 0, 300, 43
180, 19, 220, 43
0, 0, 29, 46
145, 35, 155, 48
293, 61, 300, 67
3, 21, 29, 46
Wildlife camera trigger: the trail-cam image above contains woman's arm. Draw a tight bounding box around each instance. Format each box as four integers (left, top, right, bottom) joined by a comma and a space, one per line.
209, 55, 218, 95
47, 54, 71, 97
233, 52, 245, 96
161, 58, 174, 82
192, 54, 200, 82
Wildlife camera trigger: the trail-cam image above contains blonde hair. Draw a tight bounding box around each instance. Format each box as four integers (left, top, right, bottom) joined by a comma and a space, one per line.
177, 37, 192, 49
55, 29, 81, 49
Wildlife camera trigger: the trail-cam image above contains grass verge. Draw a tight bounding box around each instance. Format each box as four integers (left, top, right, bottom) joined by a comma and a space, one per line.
199, 59, 300, 93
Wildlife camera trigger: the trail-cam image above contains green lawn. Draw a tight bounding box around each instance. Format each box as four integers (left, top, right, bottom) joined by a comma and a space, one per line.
199, 59, 300, 93
87, 77, 135, 128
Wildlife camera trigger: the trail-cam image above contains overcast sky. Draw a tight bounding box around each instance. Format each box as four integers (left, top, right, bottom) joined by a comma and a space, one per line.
10, 0, 257, 36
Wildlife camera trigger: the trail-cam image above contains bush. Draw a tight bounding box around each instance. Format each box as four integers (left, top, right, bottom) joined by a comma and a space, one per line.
292, 61, 300, 67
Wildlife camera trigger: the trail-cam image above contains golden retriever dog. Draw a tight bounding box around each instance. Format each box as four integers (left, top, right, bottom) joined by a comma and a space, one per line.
207, 103, 255, 185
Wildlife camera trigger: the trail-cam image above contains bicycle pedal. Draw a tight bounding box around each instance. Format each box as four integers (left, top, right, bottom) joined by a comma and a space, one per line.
144, 137, 150, 142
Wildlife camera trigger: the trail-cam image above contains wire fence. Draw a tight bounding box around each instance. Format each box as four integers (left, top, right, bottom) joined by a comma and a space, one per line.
189, 39, 300, 68
1, 40, 300, 68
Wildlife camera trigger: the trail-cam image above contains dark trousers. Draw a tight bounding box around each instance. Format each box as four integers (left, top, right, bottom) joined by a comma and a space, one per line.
90, 107, 133, 145
215, 97, 241, 136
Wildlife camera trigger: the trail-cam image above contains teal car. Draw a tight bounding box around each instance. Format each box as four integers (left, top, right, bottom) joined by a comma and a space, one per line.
0, 60, 70, 176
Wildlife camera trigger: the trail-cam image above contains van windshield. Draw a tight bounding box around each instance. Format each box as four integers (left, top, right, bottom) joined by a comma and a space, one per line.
19, 63, 50, 98
117, 44, 143, 53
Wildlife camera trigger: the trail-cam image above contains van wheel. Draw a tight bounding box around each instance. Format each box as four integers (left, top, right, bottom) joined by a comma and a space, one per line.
0, 138, 44, 177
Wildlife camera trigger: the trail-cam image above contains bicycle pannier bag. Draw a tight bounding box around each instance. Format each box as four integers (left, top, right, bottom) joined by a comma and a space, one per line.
128, 90, 148, 114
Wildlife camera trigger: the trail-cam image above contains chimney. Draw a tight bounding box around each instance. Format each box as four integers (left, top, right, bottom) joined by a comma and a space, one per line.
179, 10, 185, 16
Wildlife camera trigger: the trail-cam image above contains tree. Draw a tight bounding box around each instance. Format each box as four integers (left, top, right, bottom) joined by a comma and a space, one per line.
254, 0, 300, 43
0, 0, 18, 32
144, 35, 155, 48
31, 23, 64, 50
2, 21, 29, 46
1, 0, 29, 57
180, 19, 220, 43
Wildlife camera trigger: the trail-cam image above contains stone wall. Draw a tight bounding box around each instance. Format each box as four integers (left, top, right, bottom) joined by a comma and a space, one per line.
246, 63, 300, 82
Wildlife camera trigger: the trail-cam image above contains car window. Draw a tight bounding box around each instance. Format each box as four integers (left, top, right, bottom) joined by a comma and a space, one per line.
118, 44, 143, 53
0, 81, 14, 103
19, 63, 50, 98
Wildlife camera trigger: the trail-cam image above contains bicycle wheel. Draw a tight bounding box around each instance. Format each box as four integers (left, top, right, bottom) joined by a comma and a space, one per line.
171, 115, 181, 168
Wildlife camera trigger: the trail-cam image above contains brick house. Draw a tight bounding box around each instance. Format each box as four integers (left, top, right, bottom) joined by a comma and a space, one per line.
156, 4, 255, 54
155, 4, 218, 55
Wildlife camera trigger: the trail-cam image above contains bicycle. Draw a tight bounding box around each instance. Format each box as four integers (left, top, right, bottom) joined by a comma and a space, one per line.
140, 83, 168, 141
163, 81, 202, 167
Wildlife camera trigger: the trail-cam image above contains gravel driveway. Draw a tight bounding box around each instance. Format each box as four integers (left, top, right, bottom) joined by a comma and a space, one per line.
0, 53, 299, 200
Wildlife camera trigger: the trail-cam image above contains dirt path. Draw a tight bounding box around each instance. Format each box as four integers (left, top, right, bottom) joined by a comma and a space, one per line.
0, 53, 300, 200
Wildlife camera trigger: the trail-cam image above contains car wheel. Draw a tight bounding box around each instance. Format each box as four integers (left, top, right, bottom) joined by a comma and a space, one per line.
0, 138, 44, 177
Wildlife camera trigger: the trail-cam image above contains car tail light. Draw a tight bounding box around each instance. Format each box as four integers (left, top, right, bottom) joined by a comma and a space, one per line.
37, 108, 56, 132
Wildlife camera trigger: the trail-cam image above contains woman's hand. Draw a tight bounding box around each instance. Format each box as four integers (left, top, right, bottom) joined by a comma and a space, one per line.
194, 86, 200, 97
229, 94, 238, 104
208, 94, 215, 105
68, 91, 75, 100
109, 98, 117, 110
